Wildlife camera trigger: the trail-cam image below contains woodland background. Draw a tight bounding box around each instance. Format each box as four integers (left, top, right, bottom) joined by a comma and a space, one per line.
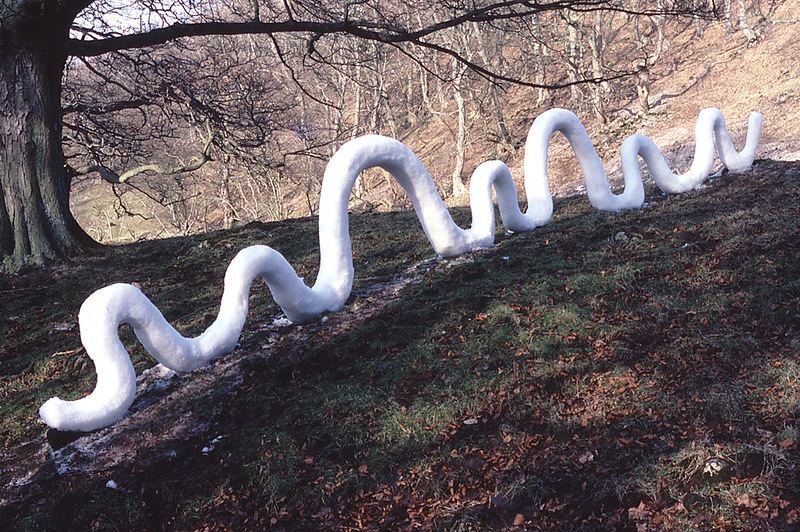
65, 0, 796, 242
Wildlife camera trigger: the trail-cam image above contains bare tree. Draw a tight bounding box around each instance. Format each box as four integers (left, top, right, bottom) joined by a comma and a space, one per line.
737, 0, 759, 41
473, 22, 516, 151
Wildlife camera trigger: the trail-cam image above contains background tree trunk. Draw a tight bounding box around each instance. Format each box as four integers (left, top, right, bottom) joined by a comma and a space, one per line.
565, 13, 583, 105
451, 62, 468, 198
738, 0, 758, 42
588, 11, 609, 123
474, 23, 514, 150
1, 11, 93, 271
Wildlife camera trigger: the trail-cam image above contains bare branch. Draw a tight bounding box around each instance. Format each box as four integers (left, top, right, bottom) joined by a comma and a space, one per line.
66, 1, 692, 57
70, 121, 215, 184
62, 98, 151, 116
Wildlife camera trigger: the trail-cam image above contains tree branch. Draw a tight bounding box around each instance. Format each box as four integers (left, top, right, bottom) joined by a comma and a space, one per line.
62, 98, 151, 116
69, 121, 215, 184
64, 1, 618, 57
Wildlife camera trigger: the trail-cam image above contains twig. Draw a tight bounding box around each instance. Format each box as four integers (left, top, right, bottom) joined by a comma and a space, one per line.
51, 347, 85, 358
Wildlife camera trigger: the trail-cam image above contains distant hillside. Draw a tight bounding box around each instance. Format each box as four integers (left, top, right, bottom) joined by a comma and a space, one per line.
68, 2, 800, 243
398, 0, 800, 199
3, 158, 799, 529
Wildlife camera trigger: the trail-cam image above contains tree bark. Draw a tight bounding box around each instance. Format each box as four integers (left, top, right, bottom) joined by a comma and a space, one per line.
723, 0, 736, 32
588, 11, 609, 123
1, 6, 93, 271
531, 13, 548, 107
451, 62, 468, 198
737, 0, 758, 42
473, 23, 514, 150
565, 13, 582, 105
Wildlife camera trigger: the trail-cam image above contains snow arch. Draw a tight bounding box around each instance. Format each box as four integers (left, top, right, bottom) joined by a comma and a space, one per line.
39, 107, 762, 431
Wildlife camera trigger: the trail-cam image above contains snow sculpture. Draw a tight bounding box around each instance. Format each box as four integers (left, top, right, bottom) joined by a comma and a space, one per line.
39, 108, 762, 432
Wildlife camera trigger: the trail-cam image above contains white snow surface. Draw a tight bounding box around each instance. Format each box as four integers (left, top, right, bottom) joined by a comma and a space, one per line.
201, 435, 223, 456
39, 107, 762, 432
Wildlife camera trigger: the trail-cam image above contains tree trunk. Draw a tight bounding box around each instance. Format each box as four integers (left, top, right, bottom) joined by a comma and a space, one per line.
723, 0, 736, 32
451, 63, 468, 198
636, 67, 651, 115
737, 0, 758, 42
473, 23, 514, 150
531, 13, 548, 107
405, 75, 416, 127
1, 9, 93, 271
352, 62, 363, 139
693, 0, 705, 37
565, 14, 582, 105
588, 11, 609, 124
219, 160, 237, 229
650, 0, 668, 66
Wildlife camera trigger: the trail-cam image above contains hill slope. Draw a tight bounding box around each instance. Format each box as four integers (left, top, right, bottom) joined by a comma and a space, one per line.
411, 2, 800, 200
2, 158, 800, 529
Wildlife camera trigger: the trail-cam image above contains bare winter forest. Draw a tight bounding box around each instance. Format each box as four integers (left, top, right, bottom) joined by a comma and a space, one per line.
60, 0, 795, 243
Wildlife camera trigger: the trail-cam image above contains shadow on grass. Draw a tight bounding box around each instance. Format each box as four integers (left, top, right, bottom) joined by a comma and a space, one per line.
2, 160, 800, 530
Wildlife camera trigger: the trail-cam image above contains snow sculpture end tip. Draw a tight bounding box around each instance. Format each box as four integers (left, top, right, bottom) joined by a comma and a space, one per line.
39, 397, 66, 430
699, 106, 722, 115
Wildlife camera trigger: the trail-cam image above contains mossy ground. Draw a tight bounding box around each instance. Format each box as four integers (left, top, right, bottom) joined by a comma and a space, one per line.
2, 160, 799, 530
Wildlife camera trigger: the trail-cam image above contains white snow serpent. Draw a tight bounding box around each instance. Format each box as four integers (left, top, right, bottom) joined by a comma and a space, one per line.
39, 107, 762, 432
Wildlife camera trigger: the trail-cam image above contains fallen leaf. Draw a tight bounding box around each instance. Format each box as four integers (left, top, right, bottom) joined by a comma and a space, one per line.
736, 493, 757, 508
578, 450, 594, 464
628, 501, 648, 520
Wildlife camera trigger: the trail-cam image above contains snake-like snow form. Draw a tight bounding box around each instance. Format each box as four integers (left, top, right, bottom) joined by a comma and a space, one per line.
39, 108, 762, 432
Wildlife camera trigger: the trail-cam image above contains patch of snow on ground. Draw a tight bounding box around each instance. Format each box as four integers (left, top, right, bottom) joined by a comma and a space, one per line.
202, 435, 223, 456
272, 317, 292, 327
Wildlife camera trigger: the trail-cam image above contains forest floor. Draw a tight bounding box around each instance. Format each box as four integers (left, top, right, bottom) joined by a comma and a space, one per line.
2, 158, 799, 530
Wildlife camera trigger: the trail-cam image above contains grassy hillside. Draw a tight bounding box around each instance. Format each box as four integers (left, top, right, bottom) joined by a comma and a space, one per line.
2, 159, 800, 529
